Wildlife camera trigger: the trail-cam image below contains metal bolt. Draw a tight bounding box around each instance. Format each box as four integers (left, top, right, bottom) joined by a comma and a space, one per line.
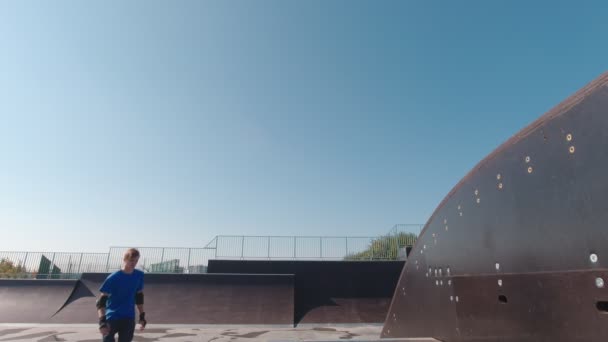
498, 183, 503, 189
497, 173, 501, 180
569, 146, 576, 154
591, 254, 598, 263
596, 277, 605, 288
446, 267, 451, 275
566, 133, 573, 141
450, 296, 453, 301
498, 279, 503, 287
527, 166, 533, 173
448, 280, 452, 286
459, 212, 463, 216
525, 156, 531, 163
455, 296, 459, 302
445, 225, 449, 231
458, 205, 461, 210
495, 263, 500, 271
439, 268, 443, 276
474, 189, 479, 196
476, 198, 481, 204
436, 280, 439, 286
440, 280, 443, 286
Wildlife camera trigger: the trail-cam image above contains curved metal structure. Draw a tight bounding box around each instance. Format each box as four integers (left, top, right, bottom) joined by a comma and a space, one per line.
382, 72, 608, 342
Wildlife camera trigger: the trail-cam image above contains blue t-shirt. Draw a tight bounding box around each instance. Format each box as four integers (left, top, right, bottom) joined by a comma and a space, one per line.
99, 269, 144, 320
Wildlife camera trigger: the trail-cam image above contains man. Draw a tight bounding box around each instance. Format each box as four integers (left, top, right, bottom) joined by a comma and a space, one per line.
96, 248, 147, 342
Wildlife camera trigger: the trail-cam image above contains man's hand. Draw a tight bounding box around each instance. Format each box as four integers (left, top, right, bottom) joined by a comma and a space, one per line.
99, 317, 110, 336
138, 312, 147, 331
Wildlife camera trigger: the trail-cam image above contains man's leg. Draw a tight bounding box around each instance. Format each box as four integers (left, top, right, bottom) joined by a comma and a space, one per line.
117, 318, 136, 342
102, 320, 119, 342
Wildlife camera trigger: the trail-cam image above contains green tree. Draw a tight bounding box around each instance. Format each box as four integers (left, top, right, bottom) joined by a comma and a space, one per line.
344, 232, 417, 260
0, 258, 27, 278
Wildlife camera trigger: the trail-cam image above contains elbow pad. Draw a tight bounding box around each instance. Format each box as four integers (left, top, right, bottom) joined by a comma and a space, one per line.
96, 295, 108, 309
135, 292, 144, 305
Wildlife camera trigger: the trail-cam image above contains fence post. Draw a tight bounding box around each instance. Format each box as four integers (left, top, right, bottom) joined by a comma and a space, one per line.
187, 248, 191, 273
241, 236, 245, 260
345, 238, 348, 258
293, 237, 296, 260
105, 251, 111, 273
160, 248, 165, 264
267, 236, 271, 260
78, 253, 83, 274
23, 252, 29, 274
320, 237, 323, 259
49, 253, 56, 279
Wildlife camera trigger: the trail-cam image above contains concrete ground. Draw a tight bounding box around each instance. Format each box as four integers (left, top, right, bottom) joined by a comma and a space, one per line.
0, 324, 437, 342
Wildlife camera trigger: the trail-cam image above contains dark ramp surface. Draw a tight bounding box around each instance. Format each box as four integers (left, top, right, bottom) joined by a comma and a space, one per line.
0, 279, 77, 323
382, 72, 608, 341
48, 273, 105, 324
52, 273, 294, 324
208, 260, 403, 324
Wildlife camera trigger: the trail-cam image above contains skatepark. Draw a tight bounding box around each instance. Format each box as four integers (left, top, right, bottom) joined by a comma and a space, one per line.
2, 72, 608, 340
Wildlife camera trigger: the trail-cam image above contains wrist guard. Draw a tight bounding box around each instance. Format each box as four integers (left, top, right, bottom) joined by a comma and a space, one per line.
99, 316, 108, 329
139, 312, 147, 327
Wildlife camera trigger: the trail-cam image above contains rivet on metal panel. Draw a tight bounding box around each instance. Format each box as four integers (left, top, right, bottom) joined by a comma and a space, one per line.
569, 146, 576, 154
495, 263, 501, 271
439, 268, 443, 276
591, 254, 598, 263
458, 205, 461, 210
476, 198, 481, 204
447, 267, 451, 275
436, 280, 439, 286
475, 189, 479, 196
497, 173, 501, 180
525, 156, 531, 163
459, 212, 463, 216
498, 279, 503, 287
566, 133, 573, 141
456, 296, 459, 302
450, 296, 454, 301
429, 267, 432, 273
440, 280, 443, 286
448, 280, 452, 286
434, 269, 438, 277
596, 277, 605, 288
527, 166, 533, 173
498, 183, 503, 189
445, 225, 449, 231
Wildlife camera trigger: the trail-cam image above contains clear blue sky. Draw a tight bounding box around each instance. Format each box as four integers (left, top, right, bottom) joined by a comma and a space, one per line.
1, 1, 606, 253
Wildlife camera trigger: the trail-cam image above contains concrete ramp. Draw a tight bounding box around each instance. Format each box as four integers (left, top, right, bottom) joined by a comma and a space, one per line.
50, 272, 294, 325
0, 279, 77, 323
208, 260, 402, 324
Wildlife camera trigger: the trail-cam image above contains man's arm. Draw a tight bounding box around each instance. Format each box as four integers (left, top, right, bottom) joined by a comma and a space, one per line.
136, 291, 147, 330
96, 292, 110, 335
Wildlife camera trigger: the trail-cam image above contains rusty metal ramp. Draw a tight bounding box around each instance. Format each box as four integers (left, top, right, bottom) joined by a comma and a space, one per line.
382, 72, 608, 341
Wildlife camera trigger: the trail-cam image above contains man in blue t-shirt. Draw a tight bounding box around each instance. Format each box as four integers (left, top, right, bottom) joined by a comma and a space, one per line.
96, 248, 147, 342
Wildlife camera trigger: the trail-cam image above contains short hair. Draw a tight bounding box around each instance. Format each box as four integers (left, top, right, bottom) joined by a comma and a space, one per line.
123, 248, 140, 260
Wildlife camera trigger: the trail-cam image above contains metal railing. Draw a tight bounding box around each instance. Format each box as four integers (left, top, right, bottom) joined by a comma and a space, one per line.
1, 227, 421, 278
203, 234, 418, 261
0, 252, 108, 279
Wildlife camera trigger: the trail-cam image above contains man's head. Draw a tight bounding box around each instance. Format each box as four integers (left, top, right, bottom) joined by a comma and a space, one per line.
122, 248, 140, 272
